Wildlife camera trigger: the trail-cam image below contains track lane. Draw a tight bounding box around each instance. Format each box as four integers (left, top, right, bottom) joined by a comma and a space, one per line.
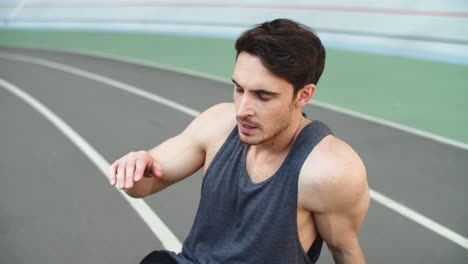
1, 49, 466, 263
1, 46, 466, 236
0, 77, 182, 251
0, 57, 202, 243
0, 81, 164, 263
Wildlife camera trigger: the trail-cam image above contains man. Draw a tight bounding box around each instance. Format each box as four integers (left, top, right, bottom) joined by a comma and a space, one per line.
108, 19, 369, 264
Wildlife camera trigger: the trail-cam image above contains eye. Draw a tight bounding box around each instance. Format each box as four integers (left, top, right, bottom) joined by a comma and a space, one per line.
234, 86, 244, 93
258, 96, 271, 102
256, 93, 272, 101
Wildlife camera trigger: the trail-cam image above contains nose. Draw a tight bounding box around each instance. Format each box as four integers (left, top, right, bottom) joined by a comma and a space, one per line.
236, 94, 255, 118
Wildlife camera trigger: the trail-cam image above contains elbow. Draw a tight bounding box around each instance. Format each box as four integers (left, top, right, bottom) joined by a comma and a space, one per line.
328, 243, 366, 264
328, 245, 346, 261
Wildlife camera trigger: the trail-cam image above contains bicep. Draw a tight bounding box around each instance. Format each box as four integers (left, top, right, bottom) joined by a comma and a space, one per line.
315, 201, 365, 249
314, 186, 369, 262
300, 136, 369, 262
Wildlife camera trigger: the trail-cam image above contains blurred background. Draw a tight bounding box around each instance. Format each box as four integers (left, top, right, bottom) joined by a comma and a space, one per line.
1, 1, 467, 263
1, 0, 467, 144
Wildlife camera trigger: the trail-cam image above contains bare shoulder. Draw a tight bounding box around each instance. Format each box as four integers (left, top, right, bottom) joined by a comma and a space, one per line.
185, 102, 237, 150
298, 135, 368, 213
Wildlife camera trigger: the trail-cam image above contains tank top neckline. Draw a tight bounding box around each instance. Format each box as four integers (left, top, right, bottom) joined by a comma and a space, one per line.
240, 121, 316, 186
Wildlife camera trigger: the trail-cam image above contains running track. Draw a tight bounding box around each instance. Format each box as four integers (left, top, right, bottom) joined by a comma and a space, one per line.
0, 46, 467, 263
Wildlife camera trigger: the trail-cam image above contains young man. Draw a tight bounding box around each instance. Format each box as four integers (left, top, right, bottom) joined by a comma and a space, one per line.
108, 19, 369, 264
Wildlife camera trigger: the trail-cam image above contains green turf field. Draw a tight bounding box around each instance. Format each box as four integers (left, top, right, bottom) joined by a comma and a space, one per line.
1, 29, 467, 144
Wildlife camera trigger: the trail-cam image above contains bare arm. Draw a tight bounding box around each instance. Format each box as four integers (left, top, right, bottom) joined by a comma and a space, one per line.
299, 136, 369, 264
108, 103, 235, 198
315, 186, 369, 263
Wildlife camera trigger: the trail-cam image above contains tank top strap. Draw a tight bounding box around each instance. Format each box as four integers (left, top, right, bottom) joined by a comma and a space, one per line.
286, 120, 333, 171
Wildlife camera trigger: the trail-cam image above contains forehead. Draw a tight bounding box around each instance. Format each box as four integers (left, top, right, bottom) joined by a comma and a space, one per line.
233, 52, 293, 92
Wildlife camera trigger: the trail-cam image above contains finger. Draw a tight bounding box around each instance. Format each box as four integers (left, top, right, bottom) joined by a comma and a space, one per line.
134, 159, 146, 182
150, 161, 163, 178
116, 160, 126, 189
125, 158, 136, 189
108, 162, 118, 186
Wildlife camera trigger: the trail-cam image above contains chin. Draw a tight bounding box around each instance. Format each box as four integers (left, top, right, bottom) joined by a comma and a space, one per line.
238, 131, 265, 145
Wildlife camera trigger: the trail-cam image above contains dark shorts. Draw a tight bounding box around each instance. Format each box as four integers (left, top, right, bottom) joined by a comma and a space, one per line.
140, 250, 178, 264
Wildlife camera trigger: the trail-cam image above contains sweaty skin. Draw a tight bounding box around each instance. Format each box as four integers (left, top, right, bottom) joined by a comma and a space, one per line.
108, 52, 369, 264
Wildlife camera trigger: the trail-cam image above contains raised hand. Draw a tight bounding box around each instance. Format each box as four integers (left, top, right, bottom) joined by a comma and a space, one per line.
108, 151, 163, 190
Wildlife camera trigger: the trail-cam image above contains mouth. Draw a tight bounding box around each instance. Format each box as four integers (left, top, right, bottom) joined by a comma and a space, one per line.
239, 122, 258, 134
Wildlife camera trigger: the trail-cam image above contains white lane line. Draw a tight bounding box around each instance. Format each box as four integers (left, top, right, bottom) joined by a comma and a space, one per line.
1, 45, 467, 151
0, 53, 200, 117
1, 53, 467, 250
0, 78, 182, 253
310, 101, 468, 150
370, 190, 468, 250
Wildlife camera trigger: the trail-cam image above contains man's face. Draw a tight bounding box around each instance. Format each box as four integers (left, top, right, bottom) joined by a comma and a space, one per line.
232, 52, 296, 145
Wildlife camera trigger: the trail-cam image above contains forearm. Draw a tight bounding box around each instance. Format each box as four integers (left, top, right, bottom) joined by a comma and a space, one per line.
124, 172, 168, 198
123, 177, 153, 198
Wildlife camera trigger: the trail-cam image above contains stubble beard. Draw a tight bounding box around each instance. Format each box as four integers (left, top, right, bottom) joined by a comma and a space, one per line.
238, 103, 294, 145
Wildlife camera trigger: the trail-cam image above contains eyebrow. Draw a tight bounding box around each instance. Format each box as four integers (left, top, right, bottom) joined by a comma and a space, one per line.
231, 78, 281, 95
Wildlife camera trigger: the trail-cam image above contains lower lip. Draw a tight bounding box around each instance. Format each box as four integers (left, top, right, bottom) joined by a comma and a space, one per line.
240, 123, 257, 133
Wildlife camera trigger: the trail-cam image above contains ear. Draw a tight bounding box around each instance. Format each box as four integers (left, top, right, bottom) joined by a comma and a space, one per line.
295, 84, 316, 107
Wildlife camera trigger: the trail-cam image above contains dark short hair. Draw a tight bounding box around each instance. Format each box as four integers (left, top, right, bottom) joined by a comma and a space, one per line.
235, 19, 326, 94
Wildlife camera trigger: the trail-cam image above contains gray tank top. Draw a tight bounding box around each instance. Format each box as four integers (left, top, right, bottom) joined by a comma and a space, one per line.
166, 120, 332, 264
